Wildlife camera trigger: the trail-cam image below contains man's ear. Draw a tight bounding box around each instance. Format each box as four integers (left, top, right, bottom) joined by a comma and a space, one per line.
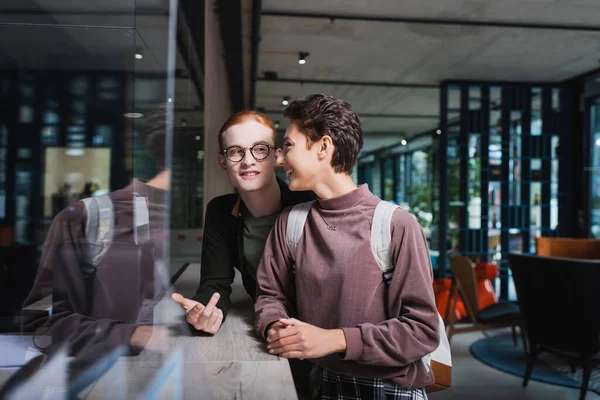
218, 153, 227, 170
275, 148, 284, 167
318, 135, 333, 160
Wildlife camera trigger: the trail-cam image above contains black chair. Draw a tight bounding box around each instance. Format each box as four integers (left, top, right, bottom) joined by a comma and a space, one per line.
509, 253, 600, 400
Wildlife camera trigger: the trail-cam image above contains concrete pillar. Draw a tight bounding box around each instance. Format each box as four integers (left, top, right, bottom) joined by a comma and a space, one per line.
203, 0, 234, 218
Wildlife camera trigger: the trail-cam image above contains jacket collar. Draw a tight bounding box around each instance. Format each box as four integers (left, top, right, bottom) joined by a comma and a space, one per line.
230, 177, 290, 217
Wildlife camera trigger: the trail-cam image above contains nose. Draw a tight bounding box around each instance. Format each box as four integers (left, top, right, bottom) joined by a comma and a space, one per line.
240, 148, 256, 166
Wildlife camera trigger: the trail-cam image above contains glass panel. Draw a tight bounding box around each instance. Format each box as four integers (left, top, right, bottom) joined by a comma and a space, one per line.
531, 87, 542, 136
447, 139, 461, 251
510, 111, 522, 205
552, 88, 561, 112
396, 155, 406, 205
468, 135, 481, 229
590, 98, 600, 238
382, 158, 394, 201
469, 86, 481, 110
448, 85, 461, 110
488, 182, 502, 257
0, 0, 193, 396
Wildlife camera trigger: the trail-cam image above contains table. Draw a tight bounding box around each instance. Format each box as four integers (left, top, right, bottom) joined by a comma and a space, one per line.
84, 266, 298, 399
1, 266, 297, 399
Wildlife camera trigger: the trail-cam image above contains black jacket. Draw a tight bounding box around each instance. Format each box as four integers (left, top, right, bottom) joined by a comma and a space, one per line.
192, 178, 313, 319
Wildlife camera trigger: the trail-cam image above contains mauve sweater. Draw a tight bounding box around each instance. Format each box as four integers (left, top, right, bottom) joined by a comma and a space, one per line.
254, 184, 440, 389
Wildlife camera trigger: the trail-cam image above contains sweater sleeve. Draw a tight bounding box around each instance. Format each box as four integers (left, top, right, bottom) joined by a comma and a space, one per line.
341, 210, 440, 367
254, 208, 296, 339
192, 198, 236, 320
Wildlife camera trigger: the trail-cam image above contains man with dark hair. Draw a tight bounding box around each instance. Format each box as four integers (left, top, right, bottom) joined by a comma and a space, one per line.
255, 94, 440, 399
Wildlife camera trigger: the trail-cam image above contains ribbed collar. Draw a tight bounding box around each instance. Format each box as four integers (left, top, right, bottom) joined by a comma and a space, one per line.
317, 184, 371, 210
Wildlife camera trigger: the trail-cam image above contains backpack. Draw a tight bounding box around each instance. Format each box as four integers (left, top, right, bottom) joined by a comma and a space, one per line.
286, 200, 452, 393
80, 193, 151, 277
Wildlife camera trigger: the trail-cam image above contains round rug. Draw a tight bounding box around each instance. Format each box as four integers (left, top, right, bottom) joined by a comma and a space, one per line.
469, 333, 600, 395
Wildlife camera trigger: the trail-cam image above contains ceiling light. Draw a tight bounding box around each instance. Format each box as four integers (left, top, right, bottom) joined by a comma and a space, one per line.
181, 118, 187, 127
168, 97, 172, 103
274, 121, 280, 129
596, 138, 600, 147
124, 112, 143, 118
282, 97, 290, 106
65, 149, 85, 157
436, 129, 442, 135
135, 47, 143, 60
298, 52, 309, 65
195, 135, 201, 141
401, 139, 407, 146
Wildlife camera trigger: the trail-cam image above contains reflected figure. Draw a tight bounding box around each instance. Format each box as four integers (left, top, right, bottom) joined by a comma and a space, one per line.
51, 183, 74, 217
22, 105, 177, 370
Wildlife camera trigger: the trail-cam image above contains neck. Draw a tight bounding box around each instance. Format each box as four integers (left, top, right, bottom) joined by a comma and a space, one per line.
313, 172, 357, 200
239, 176, 281, 218
147, 170, 170, 190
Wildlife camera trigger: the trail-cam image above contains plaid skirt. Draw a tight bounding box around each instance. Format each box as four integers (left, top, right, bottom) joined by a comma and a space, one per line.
316, 368, 427, 400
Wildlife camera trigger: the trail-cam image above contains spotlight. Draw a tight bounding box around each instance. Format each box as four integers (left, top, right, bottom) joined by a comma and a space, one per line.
195, 135, 201, 141
181, 118, 187, 127
135, 47, 143, 60
282, 96, 290, 106
401, 139, 407, 146
123, 112, 143, 119
436, 129, 442, 135
274, 121, 280, 129
298, 52, 309, 65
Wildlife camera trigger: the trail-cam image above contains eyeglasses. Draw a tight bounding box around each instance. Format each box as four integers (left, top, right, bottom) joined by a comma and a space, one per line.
221, 144, 273, 163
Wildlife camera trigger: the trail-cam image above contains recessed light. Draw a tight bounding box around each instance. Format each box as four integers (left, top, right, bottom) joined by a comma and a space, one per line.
274, 121, 280, 129
401, 139, 407, 146
436, 129, 442, 135
282, 96, 290, 106
124, 112, 143, 118
135, 46, 143, 60
195, 135, 201, 141
298, 51, 309, 65
168, 97, 172, 103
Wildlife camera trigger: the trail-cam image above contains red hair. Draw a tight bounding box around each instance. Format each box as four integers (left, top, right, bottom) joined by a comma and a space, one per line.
218, 111, 277, 151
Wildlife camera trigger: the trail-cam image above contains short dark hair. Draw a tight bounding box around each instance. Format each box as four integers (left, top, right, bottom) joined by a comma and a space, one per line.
283, 94, 363, 174
140, 105, 169, 171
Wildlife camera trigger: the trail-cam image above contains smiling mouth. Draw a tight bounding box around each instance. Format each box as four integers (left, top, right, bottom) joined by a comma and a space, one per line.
240, 171, 260, 178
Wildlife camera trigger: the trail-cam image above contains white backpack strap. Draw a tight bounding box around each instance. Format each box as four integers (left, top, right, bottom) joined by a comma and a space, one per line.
133, 193, 150, 245
370, 201, 399, 281
81, 195, 114, 276
286, 201, 315, 261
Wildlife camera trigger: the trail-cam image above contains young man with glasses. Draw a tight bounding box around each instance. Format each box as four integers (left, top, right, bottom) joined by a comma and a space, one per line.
171, 111, 314, 397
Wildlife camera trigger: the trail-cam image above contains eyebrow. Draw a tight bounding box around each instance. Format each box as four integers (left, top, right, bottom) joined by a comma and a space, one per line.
228, 140, 272, 147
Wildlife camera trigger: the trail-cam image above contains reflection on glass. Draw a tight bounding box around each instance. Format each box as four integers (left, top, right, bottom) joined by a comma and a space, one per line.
448, 85, 460, 110
469, 86, 481, 110
531, 87, 542, 136
590, 99, 600, 238
468, 135, 481, 229
382, 158, 394, 201
396, 154, 406, 204
372, 162, 381, 197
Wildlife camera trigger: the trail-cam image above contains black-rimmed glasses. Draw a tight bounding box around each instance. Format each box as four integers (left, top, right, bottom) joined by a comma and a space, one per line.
221, 144, 273, 163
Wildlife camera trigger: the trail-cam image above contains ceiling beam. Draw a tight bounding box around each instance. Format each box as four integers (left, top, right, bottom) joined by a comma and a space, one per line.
257, 76, 438, 89
250, 0, 262, 109
262, 10, 600, 32
263, 110, 438, 119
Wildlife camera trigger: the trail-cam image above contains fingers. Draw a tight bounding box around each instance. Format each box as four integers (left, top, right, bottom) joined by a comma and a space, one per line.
171, 293, 200, 312
268, 333, 300, 350
202, 293, 220, 317
186, 303, 206, 327
278, 351, 306, 359
207, 309, 223, 333
267, 326, 298, 344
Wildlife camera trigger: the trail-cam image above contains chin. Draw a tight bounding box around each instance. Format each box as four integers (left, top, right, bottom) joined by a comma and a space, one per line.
287, 178, 307, 192
236, 178, 269, 193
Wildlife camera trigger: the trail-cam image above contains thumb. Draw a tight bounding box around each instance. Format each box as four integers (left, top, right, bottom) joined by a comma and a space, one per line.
171, 293, 199, 311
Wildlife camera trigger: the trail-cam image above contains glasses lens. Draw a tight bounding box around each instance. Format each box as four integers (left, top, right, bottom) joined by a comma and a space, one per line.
251, 144, 270, 160
226, 147, 244, 162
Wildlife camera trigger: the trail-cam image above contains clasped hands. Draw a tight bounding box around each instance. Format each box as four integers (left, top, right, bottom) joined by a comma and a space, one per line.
266, 318, 347, 360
